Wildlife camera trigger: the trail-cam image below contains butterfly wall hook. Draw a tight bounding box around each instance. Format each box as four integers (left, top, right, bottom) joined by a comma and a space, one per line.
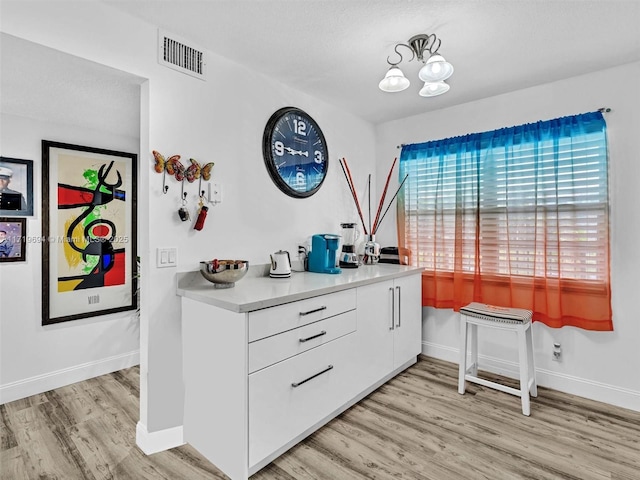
152, 152, 215, 200
185, 158, 214, 183
153, 150, 188, 192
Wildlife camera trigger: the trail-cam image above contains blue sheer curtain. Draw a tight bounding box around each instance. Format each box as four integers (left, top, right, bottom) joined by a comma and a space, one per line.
398, 112, 612, 330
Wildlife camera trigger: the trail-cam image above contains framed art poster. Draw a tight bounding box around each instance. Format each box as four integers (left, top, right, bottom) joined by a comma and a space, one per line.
0, 157, 34, 216
0, 217, 26, 262
42, 140, 137, 325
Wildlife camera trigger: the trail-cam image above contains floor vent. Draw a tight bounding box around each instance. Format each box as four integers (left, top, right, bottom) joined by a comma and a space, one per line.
158, 29, 206, 80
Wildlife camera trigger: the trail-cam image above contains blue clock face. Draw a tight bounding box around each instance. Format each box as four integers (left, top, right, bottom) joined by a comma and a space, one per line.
263, 107, 328, 198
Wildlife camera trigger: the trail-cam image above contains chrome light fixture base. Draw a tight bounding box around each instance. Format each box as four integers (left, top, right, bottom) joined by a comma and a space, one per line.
407, 34, 441, 62
379, 32, 453, 97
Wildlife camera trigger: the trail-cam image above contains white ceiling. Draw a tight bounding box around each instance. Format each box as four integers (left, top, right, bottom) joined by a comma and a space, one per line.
2, 1, 639, 135
102, 0, 640, 124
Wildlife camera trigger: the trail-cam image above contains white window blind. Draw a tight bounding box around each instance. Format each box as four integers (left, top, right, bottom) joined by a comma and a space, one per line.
399, 115, 609, 284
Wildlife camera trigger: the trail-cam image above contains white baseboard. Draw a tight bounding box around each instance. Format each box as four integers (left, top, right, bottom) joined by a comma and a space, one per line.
136, 421, 185, 455
0, 350, 140, 405
422, 341, 640, 412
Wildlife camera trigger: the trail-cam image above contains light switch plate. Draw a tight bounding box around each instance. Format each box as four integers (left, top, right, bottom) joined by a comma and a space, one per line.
157, 247, 177, 268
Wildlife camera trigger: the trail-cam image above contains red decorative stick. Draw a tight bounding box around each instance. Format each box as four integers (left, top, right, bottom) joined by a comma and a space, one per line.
372, 157, 397, 234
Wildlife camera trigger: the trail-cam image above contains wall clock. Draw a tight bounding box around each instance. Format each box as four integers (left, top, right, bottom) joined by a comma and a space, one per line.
262, 107, 328, 198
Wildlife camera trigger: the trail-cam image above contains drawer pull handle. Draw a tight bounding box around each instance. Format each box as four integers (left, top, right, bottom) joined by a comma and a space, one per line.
299, 330, 327, 343
291, 365, 334, 388
299, 306, 327, 316
396, 285, 402, 328
389, 287, 395, 330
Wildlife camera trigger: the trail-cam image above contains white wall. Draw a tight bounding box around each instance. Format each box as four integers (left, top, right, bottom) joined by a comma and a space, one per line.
0, 0, 376, 444
0, 111, 141, 402
375, 62, 640, 411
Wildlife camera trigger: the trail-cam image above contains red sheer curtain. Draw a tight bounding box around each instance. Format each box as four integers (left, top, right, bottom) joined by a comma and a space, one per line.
397, 112, 612, 331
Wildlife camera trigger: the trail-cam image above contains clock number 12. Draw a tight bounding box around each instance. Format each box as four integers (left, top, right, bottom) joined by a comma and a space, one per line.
293, 119, 306, 136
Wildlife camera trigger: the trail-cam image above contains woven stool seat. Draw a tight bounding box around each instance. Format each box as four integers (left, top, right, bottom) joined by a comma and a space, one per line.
458, 303, 537, 416
460, 302, 533, 324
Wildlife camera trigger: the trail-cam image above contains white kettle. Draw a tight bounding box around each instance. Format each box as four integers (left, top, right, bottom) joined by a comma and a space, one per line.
270, 250, 292, 278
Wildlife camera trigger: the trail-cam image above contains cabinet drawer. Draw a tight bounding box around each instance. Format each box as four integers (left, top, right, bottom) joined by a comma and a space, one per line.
248, 288, 356, 342
248, 332, 357, 467
248, 310, 356, 373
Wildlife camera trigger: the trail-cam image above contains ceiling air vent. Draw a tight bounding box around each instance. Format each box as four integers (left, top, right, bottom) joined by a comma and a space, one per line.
158, 29, 206, 80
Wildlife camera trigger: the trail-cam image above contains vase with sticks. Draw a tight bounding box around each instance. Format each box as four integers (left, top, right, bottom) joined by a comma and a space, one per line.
362, 234, 381, 265
338, 157, 408, 265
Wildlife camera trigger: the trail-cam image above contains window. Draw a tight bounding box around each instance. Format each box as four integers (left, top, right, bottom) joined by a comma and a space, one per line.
398, 112, 612, 330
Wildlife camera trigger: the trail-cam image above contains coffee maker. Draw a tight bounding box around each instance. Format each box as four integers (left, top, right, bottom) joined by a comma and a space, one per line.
339, 223, 359, 268
308, 234, 342, 274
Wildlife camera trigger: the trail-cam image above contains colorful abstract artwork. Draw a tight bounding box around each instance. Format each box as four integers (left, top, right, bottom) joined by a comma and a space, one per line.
42, 141, 137, 325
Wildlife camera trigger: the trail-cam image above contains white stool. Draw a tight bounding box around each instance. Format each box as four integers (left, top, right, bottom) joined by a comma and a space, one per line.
458, 302, 537, 416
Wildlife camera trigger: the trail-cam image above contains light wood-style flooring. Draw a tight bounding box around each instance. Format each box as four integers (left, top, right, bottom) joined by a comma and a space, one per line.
1, 356, 639, 479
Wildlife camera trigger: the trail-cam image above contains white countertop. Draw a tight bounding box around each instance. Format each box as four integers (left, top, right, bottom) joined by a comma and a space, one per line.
177, 264, 423, 313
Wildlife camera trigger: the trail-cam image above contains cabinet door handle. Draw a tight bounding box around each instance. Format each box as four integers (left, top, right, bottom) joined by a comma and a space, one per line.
291, 365, 334, 387
396, 286, 401, 328
389, 287, 395, 330
299, 306, 327, 316
299, 330, 327, 343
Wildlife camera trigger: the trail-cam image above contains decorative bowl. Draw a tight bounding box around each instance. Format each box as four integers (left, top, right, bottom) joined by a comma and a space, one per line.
200, 260, 249, 288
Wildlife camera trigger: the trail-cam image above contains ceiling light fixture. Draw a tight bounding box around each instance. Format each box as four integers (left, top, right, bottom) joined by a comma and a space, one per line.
379, 33, 453, 97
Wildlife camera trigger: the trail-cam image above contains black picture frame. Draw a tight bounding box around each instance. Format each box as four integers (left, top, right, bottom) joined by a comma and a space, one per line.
0, 157, 34, 216
42, 140, 137, 325
0, 217, 26, 262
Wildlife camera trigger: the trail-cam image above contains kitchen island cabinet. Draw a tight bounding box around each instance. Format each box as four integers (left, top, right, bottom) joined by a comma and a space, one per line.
178, 264, 423, 479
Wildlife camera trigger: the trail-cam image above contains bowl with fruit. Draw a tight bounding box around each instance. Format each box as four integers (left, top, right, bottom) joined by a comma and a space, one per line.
199, 259, 249, 288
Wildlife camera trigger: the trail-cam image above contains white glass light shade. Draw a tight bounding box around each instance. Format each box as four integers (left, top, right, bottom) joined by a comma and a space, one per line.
418, 54, 454, 82
419, 81, 450, 97
378, 66, 410, 92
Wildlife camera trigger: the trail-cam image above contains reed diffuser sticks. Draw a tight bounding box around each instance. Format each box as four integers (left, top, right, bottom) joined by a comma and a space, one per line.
338, 158, 368, 235
339, 157, 406, 236
371, 157, 397, 234
374, 173, 408, 234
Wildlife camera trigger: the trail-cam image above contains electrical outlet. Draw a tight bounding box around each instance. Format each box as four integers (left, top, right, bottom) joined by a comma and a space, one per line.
552, 342, 562, 361
298, 245, 309, 271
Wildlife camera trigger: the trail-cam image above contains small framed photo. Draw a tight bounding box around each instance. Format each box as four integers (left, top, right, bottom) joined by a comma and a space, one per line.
42, 140, 137, 325
0, 217, 26, 262
0, 157, 34, 217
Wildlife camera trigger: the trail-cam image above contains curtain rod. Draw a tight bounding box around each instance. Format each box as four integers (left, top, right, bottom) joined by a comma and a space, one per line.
396, 107, 612, 148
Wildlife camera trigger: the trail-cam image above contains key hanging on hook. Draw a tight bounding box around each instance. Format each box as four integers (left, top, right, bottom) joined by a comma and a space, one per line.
198, 176, 207, 204
178, 180, 190, 222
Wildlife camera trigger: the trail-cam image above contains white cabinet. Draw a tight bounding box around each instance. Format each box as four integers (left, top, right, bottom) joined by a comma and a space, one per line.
248, 309, 356, 374
180, 267, 422, 480
248, 288, 356, 342
356, 274, 421, 387
249, 331, 358, 466
390, 274, 422, 369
